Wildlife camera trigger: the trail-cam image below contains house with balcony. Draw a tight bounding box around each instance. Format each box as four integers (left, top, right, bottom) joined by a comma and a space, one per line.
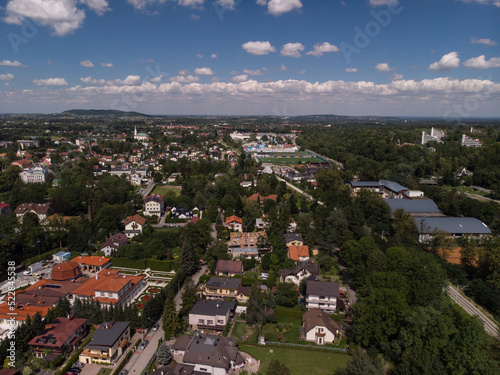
202, 277, 241, 300
301, 309, 341, 345
215, 260, 244, 277
29, 316, 88, 359
305, 280, 339, 313
188, 300, 236, 331
79, 321, 130, 364
225, 216, 243, 232
144, 194, 164, 217
280, 261, 320, 286
123, 214, 146, 238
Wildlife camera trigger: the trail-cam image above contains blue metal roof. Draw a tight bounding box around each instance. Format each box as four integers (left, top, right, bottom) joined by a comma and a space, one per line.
379, 180, 409, 193
415, 217, 491, 234
384, 199, 442, 214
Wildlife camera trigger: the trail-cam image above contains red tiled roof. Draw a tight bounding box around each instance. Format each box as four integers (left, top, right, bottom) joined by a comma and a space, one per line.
28, 317, 87, 348
216, 260, 244, 275
288, 245, 309, 261
72, 255, 111, 267
124, 214, 147, 226
51, 262, 81, 281
225, 215, 242, 225
15, 203, 51, 215
0, 203, 10, 210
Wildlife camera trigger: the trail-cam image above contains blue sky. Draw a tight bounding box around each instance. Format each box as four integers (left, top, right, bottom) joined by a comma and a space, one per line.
0, 0, 499, 117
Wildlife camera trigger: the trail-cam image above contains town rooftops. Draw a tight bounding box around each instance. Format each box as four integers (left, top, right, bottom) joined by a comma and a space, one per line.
379, 180, 409, 193
384, 199, 442, 214
51, 261, 81, 281
225, 215, 242, 225
302, 308, 340, 334
284, 232, 303, 243
306, 280, 340, 298
415, 217, 492, 235
181, 333, 242, 370
215, 260, 244, 275
288, 245, 309, 261
87, 321, 130, 349
124, 214, 147, 226
189, 300, 236, 317
28, 317, 87, 347
72, 255, 111, 267
144, 194, 164, 203
205, 277, 242, 290
14, 203, 51, 215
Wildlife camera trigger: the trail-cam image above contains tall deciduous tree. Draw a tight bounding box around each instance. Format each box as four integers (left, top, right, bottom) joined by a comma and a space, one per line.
246, 282, 265, 325
180, 278, 198, 317
162, 291, 180, 338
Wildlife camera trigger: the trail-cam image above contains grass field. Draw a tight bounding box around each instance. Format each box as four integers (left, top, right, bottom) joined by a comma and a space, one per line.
151, 185, 182, 197
262, 317, 302, 344
443, 185, 489, 197
239, 344, 350, 374
231, 321, 259, 344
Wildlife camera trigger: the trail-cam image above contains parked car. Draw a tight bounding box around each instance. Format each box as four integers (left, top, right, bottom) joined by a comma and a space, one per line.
152, 323, 159, 331
73, 362, 85, 368
69, 368, 81, 373
139, 340, 149, 350
120, 370, 128, 375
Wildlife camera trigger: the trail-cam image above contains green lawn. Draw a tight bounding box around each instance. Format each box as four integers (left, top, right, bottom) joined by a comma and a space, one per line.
262, 317, 302, 344
444, 185, 489, 197
257, 157, 323, 164
231, 321, 259, 344
239, 344, 350, 375
151, 185, 182, 197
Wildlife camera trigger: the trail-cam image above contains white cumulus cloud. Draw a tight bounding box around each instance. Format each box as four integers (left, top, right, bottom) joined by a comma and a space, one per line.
369, 0, 399, 6
280, 64, 288, 71
257, 0, 302, 16
80, 0, 110, 15
80, 77, 106, 85
242, 41, 276, 55
280, 43, 305, 58
211, 54, 217, 59
345, 68, 358, 73
0, 74, 15, 81
243, 69, 264, 76
0, 60, 26, 67
429, 52, 460, 71
232, 74, 249, 82
169, 75, 199, 83
215, 0, 236, 9
80, 59, 95, 68
101, 62, 114, 68
306, 42, 340, 57
33, 78, 68, 86
463, 55, 500, 69
470, 37, 497, 46
375, 63, 391, 72
458, 0, 500, 6
194, 67, 214, 75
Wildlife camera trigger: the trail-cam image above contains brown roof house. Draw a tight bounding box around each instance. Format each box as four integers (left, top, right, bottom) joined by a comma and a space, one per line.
280, 260, 320, 286
172, 332, 245, 374
247, 193, 278, 205
14, 203, 52, 223
301, 309, 341, 345
123, 214, 147, 238
288, 245, 309, 262
28, 316, 88, 360
100, 233, 128, 257
215, 260, 244, 277
51, 262, 82, 281
225, 216, 243, 232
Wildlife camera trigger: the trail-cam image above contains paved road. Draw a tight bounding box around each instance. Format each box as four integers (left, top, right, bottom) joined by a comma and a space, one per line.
275, 176, 324, 206
174, 265, 207, 312
125, 322, 164, 375
447, 286, 499, 337
463, 192, 500, 204
141, 181, 156, 198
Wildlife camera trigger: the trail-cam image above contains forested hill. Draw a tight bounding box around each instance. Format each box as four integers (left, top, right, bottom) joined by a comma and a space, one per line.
62, 109, 149, 118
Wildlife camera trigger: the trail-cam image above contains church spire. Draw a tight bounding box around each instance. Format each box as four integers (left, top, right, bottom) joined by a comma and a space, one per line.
134, 126, 137, 136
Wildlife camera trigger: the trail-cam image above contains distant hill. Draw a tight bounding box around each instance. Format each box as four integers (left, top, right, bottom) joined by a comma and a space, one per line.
62, 109, 149, 117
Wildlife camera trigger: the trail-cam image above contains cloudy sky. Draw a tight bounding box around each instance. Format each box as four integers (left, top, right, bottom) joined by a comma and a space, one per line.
0, 0, 499, 117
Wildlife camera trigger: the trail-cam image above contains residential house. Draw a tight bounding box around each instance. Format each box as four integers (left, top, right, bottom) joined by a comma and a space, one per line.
188, 300, 236, 331
170, 206, 194, 220
301, 309, 341, 345
29, 317, 88, 359
172, 332, 245, 375
284, 233, 303, 247
123, 214, 147, 238
19, 166, 49, 184
255, 217, 269, 230
167, 173, 182, 183
100, 233, 128, 256
225, 216, 243, 232
288, 245, 309, 262
235, 285, 250, 303
202, 277, 241, 300
215, 260, 244, 277
15, 203, 52, 223
79, 321, 130, 364
247, 193, 278, 205
72, 255, 111, 274
379, 180, 409, 199
306, 280, 339, 313
144, 194, 165, 217
227, 231, 268, 259
0, 202, 11, 217
279, 261, 320, 285
348, 181, 381, 196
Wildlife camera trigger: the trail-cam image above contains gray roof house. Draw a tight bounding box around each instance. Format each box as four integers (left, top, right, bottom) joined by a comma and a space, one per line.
284, 233, 303, 247
306, 281, 340, 313
79, 321, 130, 364
172, 332, 245, 375
188, 300, 236, 331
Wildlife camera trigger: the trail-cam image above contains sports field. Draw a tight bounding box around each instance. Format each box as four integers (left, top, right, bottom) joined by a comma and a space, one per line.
257, 157, 323, 164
